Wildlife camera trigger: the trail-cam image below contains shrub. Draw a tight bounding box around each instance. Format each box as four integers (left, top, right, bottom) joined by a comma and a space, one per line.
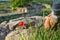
41, 8, 51, 16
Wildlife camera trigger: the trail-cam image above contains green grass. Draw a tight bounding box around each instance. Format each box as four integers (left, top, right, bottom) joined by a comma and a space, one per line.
8, 18, 60, 40
19, 23, 60, 40
9, 23, 60, 40
5, 23, 60, 40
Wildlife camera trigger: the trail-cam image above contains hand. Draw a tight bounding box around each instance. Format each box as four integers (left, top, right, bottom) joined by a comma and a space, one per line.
44, 16, 50, 29
44, 14, 57, 29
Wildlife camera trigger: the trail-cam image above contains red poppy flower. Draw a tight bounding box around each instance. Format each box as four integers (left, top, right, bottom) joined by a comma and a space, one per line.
18, 21, 24, 27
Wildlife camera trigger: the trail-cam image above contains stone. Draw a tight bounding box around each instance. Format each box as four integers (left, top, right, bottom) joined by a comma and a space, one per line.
0, 27, 10, 40
0, 21, 7, 27
5, 29, 29, 40
0, 16, 43, 30
7, 20, 19, 30
0, 16, 43, 40
6, 16, 43, 30
0, 21, 9, 29
31, 16, 43, 26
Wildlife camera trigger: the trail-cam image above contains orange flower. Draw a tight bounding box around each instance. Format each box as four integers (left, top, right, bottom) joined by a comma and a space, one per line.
18, 21, 24, 27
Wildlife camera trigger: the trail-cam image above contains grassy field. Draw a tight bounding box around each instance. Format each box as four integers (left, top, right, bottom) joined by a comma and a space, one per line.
22, 25, 60, 40
8, 22, 60, 40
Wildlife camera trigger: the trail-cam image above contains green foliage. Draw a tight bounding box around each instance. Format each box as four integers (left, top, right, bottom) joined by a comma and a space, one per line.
10, 0, 33, 10
36, 8, 51, 16
10, 0, 24, 7
41, 8, 51, 16
26, 0, 33, 3
34, 0, 53, 5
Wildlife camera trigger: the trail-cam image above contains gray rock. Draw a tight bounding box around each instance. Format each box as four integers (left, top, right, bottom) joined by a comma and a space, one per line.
0, 21, 7, 25
0, 16, 43, 31
2, 16, 43, 30
31, 16, 43, 26
0, 27, 10, 40
7, 20, 19, 30
5, 29, 29, 40
0, 21, 7, 28
0, 16, 43, 40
